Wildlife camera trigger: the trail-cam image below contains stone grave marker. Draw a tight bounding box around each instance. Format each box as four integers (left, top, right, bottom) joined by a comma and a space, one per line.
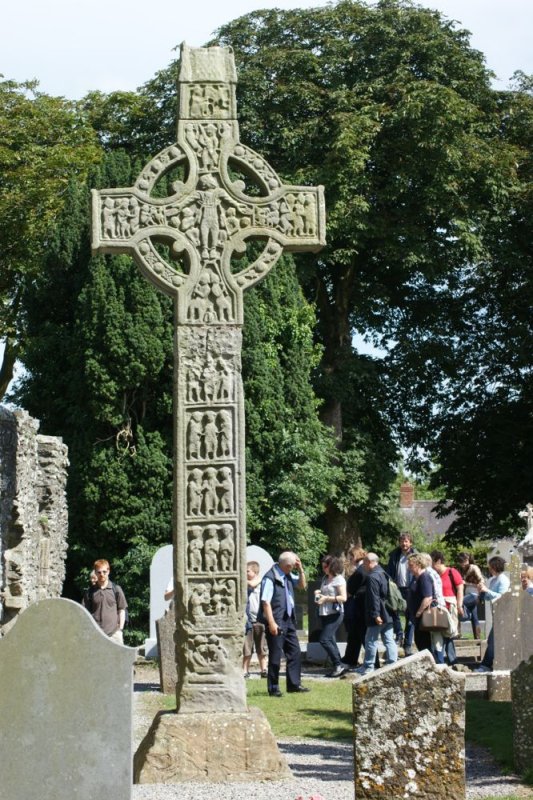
489, 553, 533, 700
489, 556, 531, 677
511, 653, 533, 775
92, 42, 324, 781
353, 651, 465, 799
0, 597, 136, 799
144, 543, 173, 658
246, 543, 274, 577
156, 601, 177, 693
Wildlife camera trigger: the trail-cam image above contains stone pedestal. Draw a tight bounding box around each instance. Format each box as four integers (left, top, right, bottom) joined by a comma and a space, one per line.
134, 707, 291, 783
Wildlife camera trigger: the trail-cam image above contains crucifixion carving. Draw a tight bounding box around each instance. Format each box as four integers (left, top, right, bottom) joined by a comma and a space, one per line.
92, 43, 325, 714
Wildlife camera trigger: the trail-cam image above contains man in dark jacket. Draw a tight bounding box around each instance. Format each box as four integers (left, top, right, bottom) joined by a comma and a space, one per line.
355, 553, 398, 675
386, 533, 417, 655
258, 551, 310, 697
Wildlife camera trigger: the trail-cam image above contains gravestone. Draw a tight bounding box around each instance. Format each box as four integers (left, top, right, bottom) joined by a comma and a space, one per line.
246, 543, 274, 577
489, 553, 533, 701
353, 651, 465, 799
92, 42, 324, 781
156, 602, 177, 693
511, 654, 533, 775
0, 407, 69, 636
145, 543, 173, 658
0, 598, 136, 798
493, 553, 533, 672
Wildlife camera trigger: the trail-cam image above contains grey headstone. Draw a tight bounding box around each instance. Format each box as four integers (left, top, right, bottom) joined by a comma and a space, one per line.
352, 651, 465, 799
493, 554, 533, 671
144, 543, 173, 658
156, 603, 178, 693
0, 598, 136, 799
511, 654, 533, 774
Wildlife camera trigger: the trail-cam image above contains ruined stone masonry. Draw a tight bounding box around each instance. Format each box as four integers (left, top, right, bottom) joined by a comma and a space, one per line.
0, 407, 69, 635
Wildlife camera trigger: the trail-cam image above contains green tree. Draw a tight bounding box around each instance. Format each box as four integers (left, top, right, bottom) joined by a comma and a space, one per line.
387, 71, 533, 541
0, 79, 100, 397
15, 150, 175, 642
211, 0, 522, 549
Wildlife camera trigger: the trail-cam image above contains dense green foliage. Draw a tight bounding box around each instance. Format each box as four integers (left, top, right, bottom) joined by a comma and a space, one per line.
212, 0, 531, 544
0, 79, 100, 396
5, 1, 533, 641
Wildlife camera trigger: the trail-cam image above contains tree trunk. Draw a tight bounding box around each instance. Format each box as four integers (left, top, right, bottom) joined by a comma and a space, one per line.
0, 338, 17, 401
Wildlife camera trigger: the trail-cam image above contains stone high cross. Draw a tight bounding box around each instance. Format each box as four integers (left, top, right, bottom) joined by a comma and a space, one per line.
92, 44, 325, 713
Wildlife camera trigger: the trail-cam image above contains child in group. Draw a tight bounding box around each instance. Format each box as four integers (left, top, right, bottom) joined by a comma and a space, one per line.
242, 561, 268, 678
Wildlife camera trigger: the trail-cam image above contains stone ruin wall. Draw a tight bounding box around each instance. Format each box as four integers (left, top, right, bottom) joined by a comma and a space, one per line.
0, 407, 69, 635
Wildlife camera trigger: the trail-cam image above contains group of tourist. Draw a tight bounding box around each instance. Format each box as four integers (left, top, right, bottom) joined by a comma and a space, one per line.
243, 537, 524, 691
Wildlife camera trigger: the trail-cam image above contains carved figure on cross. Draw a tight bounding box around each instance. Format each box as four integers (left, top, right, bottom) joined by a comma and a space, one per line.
92, 44, 325, 325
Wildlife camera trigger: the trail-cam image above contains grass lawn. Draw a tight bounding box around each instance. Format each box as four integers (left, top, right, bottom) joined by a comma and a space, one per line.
158, 679, 530, 799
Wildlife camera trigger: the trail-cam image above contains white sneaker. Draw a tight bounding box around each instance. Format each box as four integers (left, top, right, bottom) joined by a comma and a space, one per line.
474, 665, 491, 673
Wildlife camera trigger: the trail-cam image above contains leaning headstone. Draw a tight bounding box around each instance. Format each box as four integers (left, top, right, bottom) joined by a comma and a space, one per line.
0, 407, 68, 635
511, 654, 533, 775
144, 543, 173, 658
156, 602, 178, 693
353, 651, 465, 799
93, 41, 324, 782
0, 598, 136, 798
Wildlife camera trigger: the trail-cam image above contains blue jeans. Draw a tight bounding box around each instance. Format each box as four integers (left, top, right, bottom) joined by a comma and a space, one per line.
463, 592, 480, 636
363, 622, 397, 671
319, 612, 344, 668
392, 587, 414, 648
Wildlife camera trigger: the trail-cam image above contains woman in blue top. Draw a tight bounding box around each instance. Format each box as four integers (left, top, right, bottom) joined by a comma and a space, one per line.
474, 556, 510, 673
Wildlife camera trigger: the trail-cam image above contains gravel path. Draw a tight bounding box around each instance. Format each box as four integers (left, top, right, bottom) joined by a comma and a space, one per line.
132, 666, 533, 800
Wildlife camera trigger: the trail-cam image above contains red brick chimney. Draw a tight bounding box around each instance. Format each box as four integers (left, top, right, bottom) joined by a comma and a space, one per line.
400, 482, 415, 509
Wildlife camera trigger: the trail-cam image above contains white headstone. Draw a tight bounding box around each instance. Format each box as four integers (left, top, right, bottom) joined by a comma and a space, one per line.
246, 544, 274, 577
0, 598, 136, 799
145, 544, 173, 658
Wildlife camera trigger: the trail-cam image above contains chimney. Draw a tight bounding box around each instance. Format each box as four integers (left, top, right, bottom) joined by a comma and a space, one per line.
400, 482, 415, 509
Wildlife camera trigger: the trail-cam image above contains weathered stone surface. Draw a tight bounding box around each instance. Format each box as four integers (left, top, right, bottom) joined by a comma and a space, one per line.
134, 707, 291, 783
145, 543, 173, 658
493, 553, 533, 672
352, 651, 465, 799
0, 597, 136, 799
156, 602, 178, 693
512, 654, 533, 773
487, 672, 511, 702
0, 407, 68, 635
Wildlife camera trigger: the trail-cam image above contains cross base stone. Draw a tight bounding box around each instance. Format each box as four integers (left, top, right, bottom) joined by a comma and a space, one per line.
134, 706, 291, 783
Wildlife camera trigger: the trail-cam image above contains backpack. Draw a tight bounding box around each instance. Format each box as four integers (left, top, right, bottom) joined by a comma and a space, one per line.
85, 581, 129, 626
385, 576, 407, 614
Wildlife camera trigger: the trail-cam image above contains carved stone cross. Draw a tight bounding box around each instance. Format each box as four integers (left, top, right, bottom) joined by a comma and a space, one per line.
92, 43, 325, 714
